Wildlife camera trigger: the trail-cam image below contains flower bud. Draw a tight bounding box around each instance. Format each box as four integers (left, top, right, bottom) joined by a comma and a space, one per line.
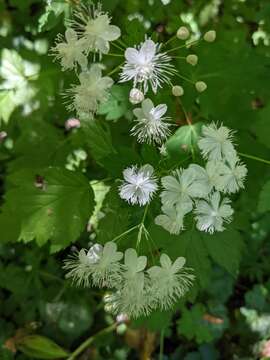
195, 81, 207, 92
172, 85, 184, 97
204, 30, 216, 42
186, 54, 198, 66
176, 26, 190, 40
0, 131, 7, 142
129, 88, 144, 104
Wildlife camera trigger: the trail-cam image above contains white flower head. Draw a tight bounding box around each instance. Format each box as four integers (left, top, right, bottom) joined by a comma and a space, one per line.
66, 64, 113, 117
198, 123, 236, 161
195, 191, 234, 234
119, 164, 158, 206
155, 202, 192, 235
148, 254, 194, 309
112, 249, 152, 318
217, 154, 247, 194
64, 242, 123, 288
160, 166, 210, 209
51, 28, 87, 71
70, 3, 121, 56
119, 38, 176, 94
131, 98, 171, 145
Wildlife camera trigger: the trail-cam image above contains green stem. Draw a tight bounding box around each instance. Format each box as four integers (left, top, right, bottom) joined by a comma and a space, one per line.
136, 204, 149, 248
112, 225, 139, 243
111, 41, 125, 51
174, 72, 194, 84
67, 323, 117, 360
107, 61, 125, 77
163, 34, 177, 47
104, 53, 124, 57
166, 39, 200, 54
238, 152, 270, 165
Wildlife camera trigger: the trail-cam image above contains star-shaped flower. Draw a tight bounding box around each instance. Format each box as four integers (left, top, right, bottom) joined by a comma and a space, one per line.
66, 64, 113, 117
131, 98, 171, 145
119, 39, 175, 94
52, 28, 88, 71
119, 164, 158, 206
195, 191, 234, 233
148, 254, 194, 309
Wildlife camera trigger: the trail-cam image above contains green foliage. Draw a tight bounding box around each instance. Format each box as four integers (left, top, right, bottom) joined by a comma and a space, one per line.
0, 168, 95, 250
17, 335, 69, 359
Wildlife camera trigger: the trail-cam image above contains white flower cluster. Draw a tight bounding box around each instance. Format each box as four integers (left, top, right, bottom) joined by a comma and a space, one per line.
64, 242, 194, 318
51, 3, 121, 119
119, 123, 247, 234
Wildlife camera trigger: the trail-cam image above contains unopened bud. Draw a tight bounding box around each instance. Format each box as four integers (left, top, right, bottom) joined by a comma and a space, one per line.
129, 88, 144, 104
204, 30, 216, 42
172, 85, 184, 97
186, 54, 198, 66
0, 131, 7, 142
176, 26, 190, 40
195, 81, 207, 93
65, 118, 81, 130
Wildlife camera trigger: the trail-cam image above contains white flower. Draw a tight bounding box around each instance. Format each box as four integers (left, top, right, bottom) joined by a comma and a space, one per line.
51, 28, 87, 71
195, 192, 234, 234
129, 88, 144, 104
64, 242, 123, 288
131, 98, 171, 145
217, 155, 247, 194
198, 123, 236, 161
112, 249, 152, 318
148, 254, 194, 309
119, 164, 158, 206
66, 64, 113, 117
71, 4, 121, 55
155, 202, 192, 235
119, 38, 175, 94
160, 166, 210, 209
188, 162, 223, 194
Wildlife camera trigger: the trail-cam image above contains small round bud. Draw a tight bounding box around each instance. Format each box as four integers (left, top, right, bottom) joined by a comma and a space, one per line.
172, 85, 184, 97
176, 26, 190, 40
116, 323, 127, 335
129, 88, 144, 104
203, 30, 216, 43
195, 81, 207, 93
186, 54, 198, 66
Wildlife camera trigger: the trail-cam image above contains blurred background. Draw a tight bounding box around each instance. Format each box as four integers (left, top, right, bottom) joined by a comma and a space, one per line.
1, 0, 270, 359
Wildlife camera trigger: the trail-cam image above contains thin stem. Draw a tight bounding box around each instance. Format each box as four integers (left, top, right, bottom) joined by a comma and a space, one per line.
159, 329, 164, 360
136, 204, 149, 249
171, 56, 187, 59
174, 72, 194, 84
67, 323, 117, 360
111, 41, 125, 51
238, 152, 270, 165
166, 39, 200, 54
163, 34, 177, 47
112, 225, 139, 243
104, 53, 124, 57
107, 61, 125, 77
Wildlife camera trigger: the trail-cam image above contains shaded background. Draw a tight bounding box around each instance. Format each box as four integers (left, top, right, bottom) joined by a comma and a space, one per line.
1, 0, 270, 359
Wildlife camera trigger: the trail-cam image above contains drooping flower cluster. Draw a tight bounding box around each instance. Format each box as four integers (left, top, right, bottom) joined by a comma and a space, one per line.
119, 123, 247, 234
64, 242, 194, 318
51, 3, 121, 119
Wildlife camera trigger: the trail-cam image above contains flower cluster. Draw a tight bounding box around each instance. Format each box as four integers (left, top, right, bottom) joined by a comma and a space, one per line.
51, 3, 121, 119
64, 242, 194, 318
119, 123, 247, 234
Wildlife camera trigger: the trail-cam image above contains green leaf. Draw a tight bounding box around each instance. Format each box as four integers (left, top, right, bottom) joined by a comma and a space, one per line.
0, 168, 95, 250
98, 85, 130, 121
178, 304, 213, 343
202, 229, 243, 275
38, 1, 69, 32
0, 91, 16, 124
166, 122, 203, 158
83, 121, 117, 164
258, 180, 270, 212
18, 335, 69, 359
